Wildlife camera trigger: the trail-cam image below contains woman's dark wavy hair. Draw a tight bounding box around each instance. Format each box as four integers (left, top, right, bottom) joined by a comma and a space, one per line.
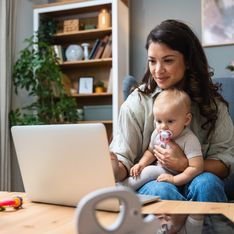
140, 19, 228, 137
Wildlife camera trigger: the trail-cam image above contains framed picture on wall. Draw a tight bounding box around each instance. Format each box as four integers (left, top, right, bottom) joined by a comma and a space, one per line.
78, 77, 93, 94
202, 0, 234, 47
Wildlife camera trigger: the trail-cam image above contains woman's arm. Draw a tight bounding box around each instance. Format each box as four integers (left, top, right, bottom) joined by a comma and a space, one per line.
203, 102, 234, 178
154, 142, 229, 179
204, 159, 229, 179
110, 152, 128, 181
191, 101, 234, 178
157, 156, 204, 186
137, 136, 231, 181
174, 156, 204, 185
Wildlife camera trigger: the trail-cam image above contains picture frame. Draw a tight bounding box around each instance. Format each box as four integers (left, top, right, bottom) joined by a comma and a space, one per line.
201, 0, 234, 47
78, 77, 93, 94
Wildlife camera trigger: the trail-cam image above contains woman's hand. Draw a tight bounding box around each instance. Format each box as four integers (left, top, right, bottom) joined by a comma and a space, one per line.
153, 141, 188, 172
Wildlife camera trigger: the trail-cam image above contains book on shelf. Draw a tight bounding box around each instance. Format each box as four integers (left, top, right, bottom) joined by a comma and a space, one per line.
88, 38, 100, 59
93, 35, 109, 59
53, 45, 64, 63
101, 34, 112, 58
107, 67, 113, 93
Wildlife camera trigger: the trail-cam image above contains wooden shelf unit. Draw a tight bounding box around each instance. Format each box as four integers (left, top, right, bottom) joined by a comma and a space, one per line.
33, 0, 129, 137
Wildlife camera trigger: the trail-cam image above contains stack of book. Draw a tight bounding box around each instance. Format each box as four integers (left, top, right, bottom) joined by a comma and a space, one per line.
89, 34, 112, 60
101, 35, 112, 59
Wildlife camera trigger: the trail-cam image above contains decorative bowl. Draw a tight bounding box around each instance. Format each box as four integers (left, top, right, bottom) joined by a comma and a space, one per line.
65, 45, 84, 61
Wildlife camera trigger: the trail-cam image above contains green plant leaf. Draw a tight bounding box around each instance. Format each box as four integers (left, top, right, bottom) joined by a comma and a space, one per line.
10, 21, 78, 127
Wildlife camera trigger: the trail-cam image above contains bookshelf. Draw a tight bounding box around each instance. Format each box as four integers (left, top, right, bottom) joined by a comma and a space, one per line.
33, 0, 129, 140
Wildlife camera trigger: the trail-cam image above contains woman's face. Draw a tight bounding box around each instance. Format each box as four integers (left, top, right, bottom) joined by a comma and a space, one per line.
148, 42, 186, 89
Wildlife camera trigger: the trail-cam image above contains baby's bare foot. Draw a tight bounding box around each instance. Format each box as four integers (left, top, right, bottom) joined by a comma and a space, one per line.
157, 214, 187, 234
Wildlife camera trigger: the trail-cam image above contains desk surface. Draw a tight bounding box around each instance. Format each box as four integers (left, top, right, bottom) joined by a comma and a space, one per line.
0, 192, 233, 233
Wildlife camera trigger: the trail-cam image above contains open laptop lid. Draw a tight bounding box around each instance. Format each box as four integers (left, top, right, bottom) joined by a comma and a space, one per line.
11, 123, 117, 208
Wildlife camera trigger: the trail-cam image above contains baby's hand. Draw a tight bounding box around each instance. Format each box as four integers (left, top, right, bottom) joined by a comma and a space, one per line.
157, 173, 174, 184
130, 164, 143, 177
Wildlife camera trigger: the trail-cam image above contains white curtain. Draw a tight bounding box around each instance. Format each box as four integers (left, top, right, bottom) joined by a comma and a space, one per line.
0, 0, 18, 190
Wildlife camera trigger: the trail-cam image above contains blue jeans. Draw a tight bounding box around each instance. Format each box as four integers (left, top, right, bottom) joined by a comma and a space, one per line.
138, 172, 227, 202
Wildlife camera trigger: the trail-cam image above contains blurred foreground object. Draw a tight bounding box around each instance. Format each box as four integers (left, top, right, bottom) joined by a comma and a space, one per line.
75, 186, 161, 234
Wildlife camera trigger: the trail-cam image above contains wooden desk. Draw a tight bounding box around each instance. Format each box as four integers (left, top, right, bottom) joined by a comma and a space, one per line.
0, 192, 233, 233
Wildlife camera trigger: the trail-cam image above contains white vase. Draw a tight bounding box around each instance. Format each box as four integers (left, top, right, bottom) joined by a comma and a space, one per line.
81, 43, 90, 60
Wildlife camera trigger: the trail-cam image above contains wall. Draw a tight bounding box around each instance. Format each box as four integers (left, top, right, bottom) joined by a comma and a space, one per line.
129, 0, 234, 81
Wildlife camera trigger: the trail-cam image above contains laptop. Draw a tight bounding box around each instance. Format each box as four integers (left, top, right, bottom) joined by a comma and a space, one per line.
11, 123, 159, 211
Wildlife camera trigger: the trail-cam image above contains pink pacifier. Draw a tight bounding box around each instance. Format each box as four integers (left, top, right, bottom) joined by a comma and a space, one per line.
159, 130, 173, 148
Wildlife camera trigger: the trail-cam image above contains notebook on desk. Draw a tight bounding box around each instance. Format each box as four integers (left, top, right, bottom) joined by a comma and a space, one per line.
11, 123, 159, 211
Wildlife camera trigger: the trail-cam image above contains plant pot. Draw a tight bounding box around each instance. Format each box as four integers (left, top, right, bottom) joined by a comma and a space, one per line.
95, 87, 105, 93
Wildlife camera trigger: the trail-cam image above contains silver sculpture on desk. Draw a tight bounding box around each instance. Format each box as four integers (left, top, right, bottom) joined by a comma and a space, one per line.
75, 186, 162, 234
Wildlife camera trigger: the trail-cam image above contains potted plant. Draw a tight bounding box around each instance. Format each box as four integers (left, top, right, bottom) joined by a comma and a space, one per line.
94, 80, 105, 93
226, 61, 234, 72
10, 20, 78, 126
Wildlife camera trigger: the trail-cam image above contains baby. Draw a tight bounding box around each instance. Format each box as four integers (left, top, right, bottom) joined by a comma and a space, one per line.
122, 88, 204, 190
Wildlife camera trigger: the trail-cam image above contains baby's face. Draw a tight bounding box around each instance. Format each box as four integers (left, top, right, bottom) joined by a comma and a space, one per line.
154, 105, 190, 139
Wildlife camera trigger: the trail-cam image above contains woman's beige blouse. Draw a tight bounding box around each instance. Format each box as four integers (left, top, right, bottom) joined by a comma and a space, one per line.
109, 86, 234, 176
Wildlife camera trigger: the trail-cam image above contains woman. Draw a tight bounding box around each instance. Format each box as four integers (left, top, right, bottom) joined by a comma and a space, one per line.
110, 19, 234, 202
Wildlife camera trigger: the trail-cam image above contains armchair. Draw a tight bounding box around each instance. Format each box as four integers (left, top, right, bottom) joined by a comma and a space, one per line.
123, 75, 138, 100
213, 77, 234, 201
212, 77, 234, 123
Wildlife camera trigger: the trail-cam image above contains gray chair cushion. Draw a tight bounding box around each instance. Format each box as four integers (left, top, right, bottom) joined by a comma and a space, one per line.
123, 75, 138, 100
213, 77, 234, 201
213, 77, 234, 123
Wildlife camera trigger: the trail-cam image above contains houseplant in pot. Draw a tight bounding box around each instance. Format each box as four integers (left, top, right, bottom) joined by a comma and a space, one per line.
10, 20, 78, 126
94, 80, 106, 93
